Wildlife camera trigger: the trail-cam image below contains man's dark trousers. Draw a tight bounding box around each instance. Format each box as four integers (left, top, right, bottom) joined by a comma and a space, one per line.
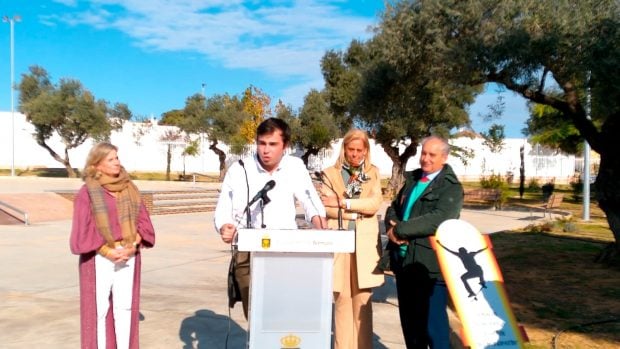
394, 263, 450, 349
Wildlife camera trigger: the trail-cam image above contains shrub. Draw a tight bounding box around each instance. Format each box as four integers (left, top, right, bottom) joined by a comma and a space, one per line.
480, 173, 505, 189
542, 182, 555, 200
480, 173, 509, 208
525, 222, 554, 233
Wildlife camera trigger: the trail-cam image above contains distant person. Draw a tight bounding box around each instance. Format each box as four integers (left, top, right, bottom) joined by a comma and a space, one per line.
319, 129, 384, 349
70, 142, 156, 349
384, 136, 463, 349
214, 117, 327, 319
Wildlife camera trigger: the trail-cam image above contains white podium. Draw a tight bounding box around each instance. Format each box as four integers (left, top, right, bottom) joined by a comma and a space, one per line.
237, 228, 354, 349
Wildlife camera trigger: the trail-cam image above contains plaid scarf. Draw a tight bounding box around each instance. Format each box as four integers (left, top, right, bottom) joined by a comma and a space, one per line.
85, 167, 141, 249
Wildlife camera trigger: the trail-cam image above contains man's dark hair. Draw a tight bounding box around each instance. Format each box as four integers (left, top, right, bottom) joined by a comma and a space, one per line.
256, 118, 291, 146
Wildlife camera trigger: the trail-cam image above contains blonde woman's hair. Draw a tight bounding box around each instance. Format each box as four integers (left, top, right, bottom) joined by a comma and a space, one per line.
82, 142, 118, 180
335, 129, 372, 172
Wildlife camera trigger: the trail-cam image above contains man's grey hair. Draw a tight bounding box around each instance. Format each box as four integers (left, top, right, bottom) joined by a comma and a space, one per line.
421, 135, 450, 156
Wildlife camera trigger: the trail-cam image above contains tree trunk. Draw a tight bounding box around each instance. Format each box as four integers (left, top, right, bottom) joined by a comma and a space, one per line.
301, 148, 320, 167
209, 141, 227, 181
37, 141, 77, 178
379, 141, 418, 197
594, 151, 620, 264
387, 162, 406, 197
166, 144, 172, 181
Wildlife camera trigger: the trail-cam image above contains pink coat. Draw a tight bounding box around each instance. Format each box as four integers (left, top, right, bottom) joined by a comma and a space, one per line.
70, 185, 155, 349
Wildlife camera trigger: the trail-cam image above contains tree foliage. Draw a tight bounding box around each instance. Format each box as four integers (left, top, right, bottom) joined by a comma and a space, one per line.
173, 90, 257, 180
274, 100, 300, 145
18, 65, 131, 177
159, 109, 186, 126
388, 0, 620, 259
524, 103, 584, 154
481, 124, 506, 154
239, 86, 272, 143
296, 89, 340, 165
321, 8, 479, 193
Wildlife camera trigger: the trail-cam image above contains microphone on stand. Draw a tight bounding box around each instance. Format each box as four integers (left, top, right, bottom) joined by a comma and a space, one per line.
233, 179, 276, 233
248, 180, 276, 207
315, 171, 344, 230
248, 180, 275, 229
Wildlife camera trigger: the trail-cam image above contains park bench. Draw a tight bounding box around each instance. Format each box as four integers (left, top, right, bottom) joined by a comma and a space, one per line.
463, 188, 501, 210
526, 193, 564, 219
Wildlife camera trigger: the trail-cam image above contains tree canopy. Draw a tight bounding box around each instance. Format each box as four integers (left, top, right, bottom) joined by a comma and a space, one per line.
173, 87, 271, 179
18, 65, 131, 177
296, 89, 340, 165
321, 11, 479, 192
376, 0, 620, 259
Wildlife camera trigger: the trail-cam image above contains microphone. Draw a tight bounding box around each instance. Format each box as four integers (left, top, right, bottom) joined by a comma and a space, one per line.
315, 171, 344, 230
248, 180, 276, 207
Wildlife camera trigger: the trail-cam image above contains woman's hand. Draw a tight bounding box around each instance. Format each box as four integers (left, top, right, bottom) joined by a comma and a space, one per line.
320, 193, 342, 208
106, 248, 131, 264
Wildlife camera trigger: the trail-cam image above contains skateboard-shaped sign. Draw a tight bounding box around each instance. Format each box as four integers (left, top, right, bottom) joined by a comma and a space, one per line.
432, 219, 524, 349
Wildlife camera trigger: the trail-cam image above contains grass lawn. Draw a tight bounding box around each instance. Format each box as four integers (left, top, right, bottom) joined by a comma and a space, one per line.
477, 183, 620, 348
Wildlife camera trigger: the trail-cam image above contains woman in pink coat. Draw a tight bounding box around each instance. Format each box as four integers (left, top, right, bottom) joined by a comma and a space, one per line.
319, 129, 385, 349
70, 142, 155, 349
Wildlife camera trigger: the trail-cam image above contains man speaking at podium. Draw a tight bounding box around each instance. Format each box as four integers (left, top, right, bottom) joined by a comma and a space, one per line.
214, 118, 327, 319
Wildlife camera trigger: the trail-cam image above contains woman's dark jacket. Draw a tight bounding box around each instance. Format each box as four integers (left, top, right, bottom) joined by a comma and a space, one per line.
384, 164, 463, 280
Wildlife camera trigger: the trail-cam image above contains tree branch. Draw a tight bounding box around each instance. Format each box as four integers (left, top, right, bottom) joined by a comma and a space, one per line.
487, 72, 602, 152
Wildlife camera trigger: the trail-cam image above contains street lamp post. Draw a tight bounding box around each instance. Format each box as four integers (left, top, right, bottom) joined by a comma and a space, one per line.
3, 15, 20, 177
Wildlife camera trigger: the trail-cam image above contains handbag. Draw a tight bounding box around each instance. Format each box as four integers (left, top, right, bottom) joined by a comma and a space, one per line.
227, 254, 242, 308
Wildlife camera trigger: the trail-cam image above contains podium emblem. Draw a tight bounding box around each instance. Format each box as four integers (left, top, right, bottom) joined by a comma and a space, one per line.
280, 333, 301, 348
261, 234, 271, 249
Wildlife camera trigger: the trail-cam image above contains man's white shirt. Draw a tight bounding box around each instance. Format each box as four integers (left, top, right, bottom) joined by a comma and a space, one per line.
214, 154, 326, 231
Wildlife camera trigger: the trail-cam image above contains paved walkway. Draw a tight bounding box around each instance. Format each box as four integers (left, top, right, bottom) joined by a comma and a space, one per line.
0, 177, 542, 348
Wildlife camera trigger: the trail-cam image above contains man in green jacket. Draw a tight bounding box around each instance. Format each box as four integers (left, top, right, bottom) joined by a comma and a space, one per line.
385, 135, 463, 349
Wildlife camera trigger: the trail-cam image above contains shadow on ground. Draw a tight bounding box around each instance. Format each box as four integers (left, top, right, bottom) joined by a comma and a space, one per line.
373, 275, 398, 304
179, 309, 247, 349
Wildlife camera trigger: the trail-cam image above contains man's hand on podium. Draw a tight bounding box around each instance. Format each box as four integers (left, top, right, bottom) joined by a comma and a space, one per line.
220, 223, 237, 243
310, 215, 328, 229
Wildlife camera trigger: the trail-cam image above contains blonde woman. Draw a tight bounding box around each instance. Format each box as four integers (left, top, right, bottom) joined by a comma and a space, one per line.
70, 142, 155, 349
320, 129, 384, 349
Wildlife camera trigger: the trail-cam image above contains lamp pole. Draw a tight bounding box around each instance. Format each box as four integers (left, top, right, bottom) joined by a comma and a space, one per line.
583, 72, 591, 221
3, 15, 20, 177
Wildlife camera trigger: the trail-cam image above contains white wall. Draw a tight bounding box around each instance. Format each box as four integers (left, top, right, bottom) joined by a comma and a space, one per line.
0, 111, 584, 183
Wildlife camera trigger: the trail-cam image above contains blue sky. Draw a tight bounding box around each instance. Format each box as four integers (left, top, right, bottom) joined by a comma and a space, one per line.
0, 0, 529, 138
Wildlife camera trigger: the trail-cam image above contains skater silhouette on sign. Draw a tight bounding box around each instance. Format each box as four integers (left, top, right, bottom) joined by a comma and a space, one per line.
437, 240, 488, 298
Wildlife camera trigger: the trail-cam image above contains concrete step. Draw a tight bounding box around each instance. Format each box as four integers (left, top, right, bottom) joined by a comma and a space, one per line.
150, 189, 219, 195
150, 189, 219, 215
154, 199, 218, 208
152, 205, 215, 215
153, 193, 219, 201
